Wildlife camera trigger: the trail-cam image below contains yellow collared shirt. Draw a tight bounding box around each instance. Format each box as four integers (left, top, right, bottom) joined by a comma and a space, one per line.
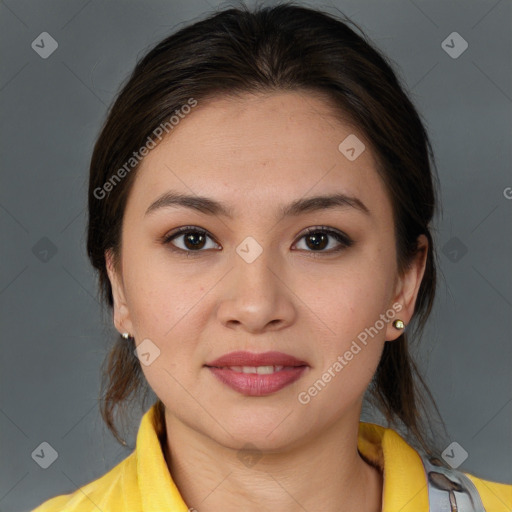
33, 403, 512, 511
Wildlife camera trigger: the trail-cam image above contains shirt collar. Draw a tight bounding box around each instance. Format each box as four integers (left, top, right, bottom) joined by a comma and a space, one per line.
136, 403, 429, 512
136, 403, 189, 511
357, 421, 429, 512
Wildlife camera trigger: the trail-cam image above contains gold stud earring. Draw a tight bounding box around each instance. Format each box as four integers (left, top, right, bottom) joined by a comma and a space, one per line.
393, 319, 405, 329
121, 332, 132, 339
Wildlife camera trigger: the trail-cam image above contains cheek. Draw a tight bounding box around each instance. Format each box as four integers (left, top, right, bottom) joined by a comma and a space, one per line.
301, 276, 389, 409
303, 258, 393, 392
119, 262, 207, 411
123, 253, 207, 409
310, 262, 393, 340
122, 241, 205, 334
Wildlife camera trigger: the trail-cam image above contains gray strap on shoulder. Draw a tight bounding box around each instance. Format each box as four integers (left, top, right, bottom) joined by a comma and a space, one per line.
420, 455, 487, 512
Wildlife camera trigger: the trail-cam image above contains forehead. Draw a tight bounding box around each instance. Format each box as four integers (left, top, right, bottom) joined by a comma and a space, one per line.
129, 91, 392, 224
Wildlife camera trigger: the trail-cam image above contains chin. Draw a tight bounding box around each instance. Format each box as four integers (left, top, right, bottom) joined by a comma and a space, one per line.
208, 406, 307, 451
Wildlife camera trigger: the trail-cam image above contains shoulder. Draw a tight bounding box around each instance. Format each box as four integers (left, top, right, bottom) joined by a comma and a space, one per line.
359, 422, 511, 512
464, 471, 512, 512
31, 451, 139, 512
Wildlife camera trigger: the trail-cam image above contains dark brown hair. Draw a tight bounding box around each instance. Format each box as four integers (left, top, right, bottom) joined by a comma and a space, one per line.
87, 1, 447, 458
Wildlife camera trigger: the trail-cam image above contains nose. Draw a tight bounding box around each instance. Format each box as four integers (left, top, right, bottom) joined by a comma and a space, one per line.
215, 243, 297, 334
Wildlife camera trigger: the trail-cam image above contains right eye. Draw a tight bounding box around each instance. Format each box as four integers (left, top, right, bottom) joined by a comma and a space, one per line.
161, 226, 220, 256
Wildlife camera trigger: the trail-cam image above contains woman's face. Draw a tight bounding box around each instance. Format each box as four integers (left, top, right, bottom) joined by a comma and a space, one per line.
106, 91, 427, 450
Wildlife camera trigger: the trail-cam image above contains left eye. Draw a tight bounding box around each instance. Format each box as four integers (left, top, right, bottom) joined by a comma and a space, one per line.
161, 226, 353, 256
294, 227, 353, 253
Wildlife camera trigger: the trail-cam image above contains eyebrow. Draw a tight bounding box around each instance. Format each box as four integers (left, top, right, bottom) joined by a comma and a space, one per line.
144, 191, 371, 220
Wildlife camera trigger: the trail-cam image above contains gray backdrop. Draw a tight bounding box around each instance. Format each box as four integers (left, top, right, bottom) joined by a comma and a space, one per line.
0, 0, 510, 511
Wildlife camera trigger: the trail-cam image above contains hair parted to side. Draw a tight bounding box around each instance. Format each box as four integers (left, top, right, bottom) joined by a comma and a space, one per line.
87, 1, 447, 458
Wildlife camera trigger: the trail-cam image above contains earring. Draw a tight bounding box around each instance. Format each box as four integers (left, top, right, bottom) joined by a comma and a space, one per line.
121, 332, 132, 339
393, 319, 405, 329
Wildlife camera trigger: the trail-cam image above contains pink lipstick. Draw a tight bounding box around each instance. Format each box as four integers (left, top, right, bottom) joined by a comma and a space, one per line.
205, 351, 309, 396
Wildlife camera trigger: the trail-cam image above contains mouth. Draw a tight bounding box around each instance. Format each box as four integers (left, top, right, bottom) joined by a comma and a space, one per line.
205, 350, 308, 368
204, 351, 309, 396
206, 365, 301, 374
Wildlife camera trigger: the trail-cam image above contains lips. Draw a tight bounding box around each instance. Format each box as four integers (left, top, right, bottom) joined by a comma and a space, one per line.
204, 351, 309, 396
205, 350, 308, 368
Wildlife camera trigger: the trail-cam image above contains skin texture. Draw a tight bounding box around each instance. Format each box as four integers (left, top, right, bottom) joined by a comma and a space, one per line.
106, 91, 428, 512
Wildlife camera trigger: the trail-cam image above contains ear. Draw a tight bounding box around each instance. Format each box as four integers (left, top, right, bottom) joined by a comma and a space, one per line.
105, 249, 134, 337
385, 234, 428, 342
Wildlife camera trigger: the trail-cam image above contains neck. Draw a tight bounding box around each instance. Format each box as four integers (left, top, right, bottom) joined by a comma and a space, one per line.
162, 408, 383, 512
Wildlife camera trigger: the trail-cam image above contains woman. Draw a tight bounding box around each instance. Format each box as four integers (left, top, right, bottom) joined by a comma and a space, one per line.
33, 3, 511, 511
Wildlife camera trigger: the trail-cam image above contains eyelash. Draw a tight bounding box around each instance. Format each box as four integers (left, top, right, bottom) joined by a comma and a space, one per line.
160, 225, 354, 258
